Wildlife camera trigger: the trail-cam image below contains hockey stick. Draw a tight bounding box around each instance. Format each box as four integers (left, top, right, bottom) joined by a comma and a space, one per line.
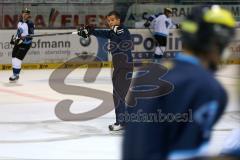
28, 31, 78, 38
11, 31, 78, 45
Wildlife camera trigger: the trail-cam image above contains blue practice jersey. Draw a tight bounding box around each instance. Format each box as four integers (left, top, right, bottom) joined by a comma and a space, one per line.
123, 53, 227, 160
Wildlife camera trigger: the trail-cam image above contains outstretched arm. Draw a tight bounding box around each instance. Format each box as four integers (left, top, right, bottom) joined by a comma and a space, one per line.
78, 26, 110, 39
170, 19, 180, 29
91, 29, 111, 39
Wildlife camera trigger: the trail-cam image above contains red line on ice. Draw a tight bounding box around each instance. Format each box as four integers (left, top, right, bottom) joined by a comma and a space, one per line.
0, 87, 58, 102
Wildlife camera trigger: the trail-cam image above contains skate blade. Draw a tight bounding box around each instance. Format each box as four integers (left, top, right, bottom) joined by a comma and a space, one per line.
109, 130, 124, 135
9, 80, 18, 83
108, 125, 124, 132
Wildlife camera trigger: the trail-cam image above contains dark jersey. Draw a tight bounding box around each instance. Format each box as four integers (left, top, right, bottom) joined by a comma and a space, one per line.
26, 20, 34, 35
91, 25, 133, 69
123, 53, 227, 160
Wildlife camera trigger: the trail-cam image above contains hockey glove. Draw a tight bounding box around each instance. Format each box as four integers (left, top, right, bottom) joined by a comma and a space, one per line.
144, 21, 151, 28
77, 27, 88, 38
175, 24, 181, 29
10, 35, 23, 45
10, 35, 15, 45
111, 26, 124, 35
77, 25, 94, 38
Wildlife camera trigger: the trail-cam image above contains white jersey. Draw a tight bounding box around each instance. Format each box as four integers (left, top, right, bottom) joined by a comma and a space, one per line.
16, 20, 34, 44
152, 14, 175, 36
16, 21, 29, 38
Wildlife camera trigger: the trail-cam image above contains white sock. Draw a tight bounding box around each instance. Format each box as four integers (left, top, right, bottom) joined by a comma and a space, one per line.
12, 58, 22, 75
12, 58, 22, 69
155, 46, 165, 55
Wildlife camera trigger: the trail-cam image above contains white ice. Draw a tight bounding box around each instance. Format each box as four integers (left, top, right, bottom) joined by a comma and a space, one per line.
0, 66, 239, 159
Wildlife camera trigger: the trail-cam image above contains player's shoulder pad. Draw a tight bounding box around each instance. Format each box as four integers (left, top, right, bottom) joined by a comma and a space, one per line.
27, 20, 35, 28
156, 13, 163, 17
119, 25, 130, 35
27, 20, 34, 25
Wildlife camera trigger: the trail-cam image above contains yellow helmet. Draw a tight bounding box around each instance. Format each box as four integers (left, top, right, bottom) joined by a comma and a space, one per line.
180, 5, 236, 55
204, 5, 235, 28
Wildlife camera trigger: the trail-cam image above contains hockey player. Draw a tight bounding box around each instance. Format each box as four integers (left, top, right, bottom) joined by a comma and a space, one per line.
78, 11, 133, 131
220, 128, 240, 157
144, 8, 179, 59
123, 5, 235, 160
9, 8, 34, 82
220, 66, 240, 158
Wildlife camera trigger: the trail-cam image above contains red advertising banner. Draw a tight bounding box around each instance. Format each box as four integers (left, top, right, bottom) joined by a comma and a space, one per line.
0, 4, 113, 28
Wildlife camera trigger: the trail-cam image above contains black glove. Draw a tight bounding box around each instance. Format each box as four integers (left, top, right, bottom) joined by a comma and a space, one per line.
77, 25, 94, 38
77, 27, 88, 38
111, 26, 124, 35
10, 35, 15, 45
175, 24, 181, 29
10, 35, 23, 45
144, 21, 150, 28
15, 38, 23, 45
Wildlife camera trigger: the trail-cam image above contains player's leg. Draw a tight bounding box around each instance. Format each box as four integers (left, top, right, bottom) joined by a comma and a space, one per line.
108, 90, 124, 131
9, 45, 20, 82
154, 35, 167, 59
109, 68, 133, 131
9, 44, 31, 82
109, 68, 124, 131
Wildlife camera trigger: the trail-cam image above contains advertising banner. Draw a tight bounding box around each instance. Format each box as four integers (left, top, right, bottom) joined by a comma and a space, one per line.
0, 4, 113, 28
0, 30, 108, 64
0, 29, 239, 66
124, 4, 240, 28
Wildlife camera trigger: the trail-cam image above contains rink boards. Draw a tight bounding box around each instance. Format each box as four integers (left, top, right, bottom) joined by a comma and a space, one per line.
0, 29, 240, 70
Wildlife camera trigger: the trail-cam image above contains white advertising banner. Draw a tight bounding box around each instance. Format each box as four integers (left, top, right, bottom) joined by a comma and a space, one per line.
0, 30, 103, 64
0, 29, 239, 64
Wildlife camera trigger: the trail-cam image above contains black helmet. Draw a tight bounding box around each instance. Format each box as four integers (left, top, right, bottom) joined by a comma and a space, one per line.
22, 8, 31, 14
180, 5, 235, 55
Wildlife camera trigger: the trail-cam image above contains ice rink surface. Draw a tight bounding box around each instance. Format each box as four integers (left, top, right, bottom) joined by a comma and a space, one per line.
0, 65, 239, 159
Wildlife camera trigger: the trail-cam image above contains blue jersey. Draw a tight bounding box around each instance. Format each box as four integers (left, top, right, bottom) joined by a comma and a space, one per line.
91, 25, 133, 68
123, 53, 227, 160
